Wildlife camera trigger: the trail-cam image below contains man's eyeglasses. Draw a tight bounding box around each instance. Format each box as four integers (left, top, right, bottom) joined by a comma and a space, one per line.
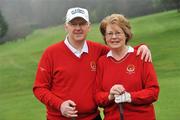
68, 22, 88, 27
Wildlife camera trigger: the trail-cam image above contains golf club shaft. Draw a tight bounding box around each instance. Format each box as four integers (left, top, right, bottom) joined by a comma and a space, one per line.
119, 103, 124, 120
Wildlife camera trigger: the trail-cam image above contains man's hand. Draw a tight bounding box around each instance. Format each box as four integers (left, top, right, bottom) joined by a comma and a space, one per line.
108, 84, 125, 101
115, 91, 131, 103
60, 100, 78, 118
137, 45, 152, 62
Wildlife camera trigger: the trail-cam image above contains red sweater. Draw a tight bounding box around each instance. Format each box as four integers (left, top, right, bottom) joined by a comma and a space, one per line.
95, 49, 159, 120
33, 40, 108, 120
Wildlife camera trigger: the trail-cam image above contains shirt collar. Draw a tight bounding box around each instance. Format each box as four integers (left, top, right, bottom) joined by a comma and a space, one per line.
64, 36, 88, 54
107, 46, 134, 57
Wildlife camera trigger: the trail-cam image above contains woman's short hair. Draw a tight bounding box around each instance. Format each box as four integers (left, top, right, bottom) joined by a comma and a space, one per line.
100, 14, 133, 43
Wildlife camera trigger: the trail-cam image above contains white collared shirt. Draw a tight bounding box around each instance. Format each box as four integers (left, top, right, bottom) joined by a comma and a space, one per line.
64, 36, 88, 58
107, 46, 134, 57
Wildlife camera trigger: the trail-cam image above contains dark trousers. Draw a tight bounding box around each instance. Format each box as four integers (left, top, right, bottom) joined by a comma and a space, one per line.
93, 114, 102, 120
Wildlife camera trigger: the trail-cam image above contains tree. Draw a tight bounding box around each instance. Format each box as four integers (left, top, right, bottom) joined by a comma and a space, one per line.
172, 0, 180, 12
0, 10, 8, 38
157, 0, 180, 12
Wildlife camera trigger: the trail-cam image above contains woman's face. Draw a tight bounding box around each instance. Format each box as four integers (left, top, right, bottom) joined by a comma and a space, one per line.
105, 24, 126, 50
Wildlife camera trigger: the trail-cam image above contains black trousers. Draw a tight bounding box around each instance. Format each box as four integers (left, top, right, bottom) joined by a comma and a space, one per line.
93, 114, 102, 120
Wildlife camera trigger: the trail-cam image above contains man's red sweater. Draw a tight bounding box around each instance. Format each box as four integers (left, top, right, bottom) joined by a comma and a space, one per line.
33, 40, 108, 120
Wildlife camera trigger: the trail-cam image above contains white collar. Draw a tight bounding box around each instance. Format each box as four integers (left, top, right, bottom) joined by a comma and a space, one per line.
107, 46, 134, 57
64, 36, 88, 57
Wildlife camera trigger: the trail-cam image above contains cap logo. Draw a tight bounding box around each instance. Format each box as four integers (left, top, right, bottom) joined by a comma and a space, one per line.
66, 7, 89, 23
71, 8, 85, 15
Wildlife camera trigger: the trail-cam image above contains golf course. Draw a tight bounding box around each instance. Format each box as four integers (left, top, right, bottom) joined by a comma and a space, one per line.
0, 10, 180, 120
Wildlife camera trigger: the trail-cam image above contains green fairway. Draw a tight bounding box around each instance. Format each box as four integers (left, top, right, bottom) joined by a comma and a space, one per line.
0, 10, 180, 120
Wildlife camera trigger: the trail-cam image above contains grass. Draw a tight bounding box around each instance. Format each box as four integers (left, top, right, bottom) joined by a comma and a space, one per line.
0, 10, 180, 120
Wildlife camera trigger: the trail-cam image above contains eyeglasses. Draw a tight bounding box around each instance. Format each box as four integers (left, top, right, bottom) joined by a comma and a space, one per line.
105, 32, 124, 38
68, 22, 88, 27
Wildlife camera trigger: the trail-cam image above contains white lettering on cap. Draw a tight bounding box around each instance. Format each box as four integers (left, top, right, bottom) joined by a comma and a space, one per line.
71, 8, 85, 15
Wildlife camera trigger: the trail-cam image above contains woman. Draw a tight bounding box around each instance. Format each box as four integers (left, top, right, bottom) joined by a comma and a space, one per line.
95, 14, 159, 120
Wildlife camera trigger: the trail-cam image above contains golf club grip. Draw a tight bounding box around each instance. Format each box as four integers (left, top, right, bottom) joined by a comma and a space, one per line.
119, 103, 124, 120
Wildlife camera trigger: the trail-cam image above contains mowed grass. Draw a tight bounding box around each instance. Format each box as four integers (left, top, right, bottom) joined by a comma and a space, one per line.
0, 10, 180, 120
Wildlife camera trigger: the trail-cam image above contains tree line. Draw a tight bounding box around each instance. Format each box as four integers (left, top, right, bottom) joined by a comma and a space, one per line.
0, 0, 179, 43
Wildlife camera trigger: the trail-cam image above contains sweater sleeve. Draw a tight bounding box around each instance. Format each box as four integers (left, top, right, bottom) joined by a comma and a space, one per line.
130, 62, 159, 105
94, 58, 113, 107
100, 45, 109, 56
33, 49, 63, 111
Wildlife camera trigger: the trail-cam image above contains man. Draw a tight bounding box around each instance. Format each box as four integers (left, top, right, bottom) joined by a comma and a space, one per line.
33, 7, 151, 120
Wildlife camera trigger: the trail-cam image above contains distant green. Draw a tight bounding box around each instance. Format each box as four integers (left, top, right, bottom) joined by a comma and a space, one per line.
0, 10, 180, 120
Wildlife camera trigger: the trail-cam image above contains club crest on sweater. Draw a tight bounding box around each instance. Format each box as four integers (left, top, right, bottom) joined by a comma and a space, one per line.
90, 61, 96, 71
126, 64, 135, 74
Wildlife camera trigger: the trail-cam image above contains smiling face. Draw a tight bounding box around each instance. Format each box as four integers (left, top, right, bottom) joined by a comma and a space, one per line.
65, 17, 90, 43
105, 24, 126, 50
100, 14, 132, 48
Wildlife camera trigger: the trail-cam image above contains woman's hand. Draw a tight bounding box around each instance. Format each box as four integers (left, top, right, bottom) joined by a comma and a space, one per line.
108, 84, 125, 101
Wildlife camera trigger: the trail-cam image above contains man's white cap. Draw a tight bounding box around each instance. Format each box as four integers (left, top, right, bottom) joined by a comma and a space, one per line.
66, 7, 89, 23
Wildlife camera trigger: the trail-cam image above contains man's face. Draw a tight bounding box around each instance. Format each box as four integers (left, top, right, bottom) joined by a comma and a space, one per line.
65, 17, 90, 42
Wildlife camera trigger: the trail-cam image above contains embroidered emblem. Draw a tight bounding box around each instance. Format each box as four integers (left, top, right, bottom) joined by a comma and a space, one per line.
71, 8, 85, 15
90, 61, 96, 71
126, 64, 135, 74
